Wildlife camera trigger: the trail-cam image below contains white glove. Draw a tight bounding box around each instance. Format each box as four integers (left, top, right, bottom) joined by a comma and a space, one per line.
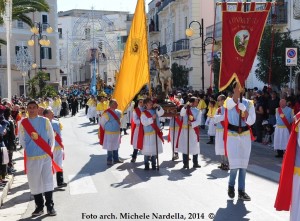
238, 103, 246, 112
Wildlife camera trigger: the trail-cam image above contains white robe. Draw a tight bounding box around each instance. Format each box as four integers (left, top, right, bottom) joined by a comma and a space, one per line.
177, 107, 201, 155
226, 98, 256, 169
141, 108, 164, 156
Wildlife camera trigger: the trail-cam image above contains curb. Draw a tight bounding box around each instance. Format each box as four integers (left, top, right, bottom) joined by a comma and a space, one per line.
0, 173, 14, 208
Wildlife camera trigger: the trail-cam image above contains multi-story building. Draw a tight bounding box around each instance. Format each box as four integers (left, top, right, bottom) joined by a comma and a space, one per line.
206, 0, 294, 90
0, 0, 60, 98
148, 0, 214, 91
57, 9, 131, 87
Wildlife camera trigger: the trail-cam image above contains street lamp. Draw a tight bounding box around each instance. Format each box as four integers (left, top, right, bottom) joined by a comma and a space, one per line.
186, 19, 216, 91
27, 22, 53, 70
15, 45, 33, 98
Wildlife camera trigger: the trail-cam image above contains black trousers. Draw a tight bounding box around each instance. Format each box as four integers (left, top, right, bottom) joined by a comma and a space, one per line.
56, 172, 64, 185
182, 154, 198, 166
34, 191, 54, 209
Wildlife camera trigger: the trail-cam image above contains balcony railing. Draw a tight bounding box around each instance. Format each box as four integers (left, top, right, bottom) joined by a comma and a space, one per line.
172, 39, 189, 52
206, 2, 288, 39
157, 0, 176, 13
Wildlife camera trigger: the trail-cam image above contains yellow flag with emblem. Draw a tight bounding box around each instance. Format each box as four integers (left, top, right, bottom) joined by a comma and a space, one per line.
112, 0, 150, 113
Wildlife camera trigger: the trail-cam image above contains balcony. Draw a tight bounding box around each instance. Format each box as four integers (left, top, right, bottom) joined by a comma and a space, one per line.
157, 0, 176, 13
206, 2, 288, 40
172, 39, 189, 52
159, 44, 167, 55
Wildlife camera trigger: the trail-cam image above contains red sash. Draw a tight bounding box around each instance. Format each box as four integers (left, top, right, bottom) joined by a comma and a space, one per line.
131, 108, 144, 150
186, 107, 200, 142
99, 109, 120, 145
143, 110, 164, 143
218, 107, 225, 128
54, 129, 65, 160
278, 107, 291, 133
168, 116, 182, 149
21, 118, 62, 174
275, 113, 300, 211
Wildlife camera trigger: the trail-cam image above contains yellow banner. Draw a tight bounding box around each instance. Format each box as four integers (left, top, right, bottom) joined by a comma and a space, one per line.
112, 0, 150, 112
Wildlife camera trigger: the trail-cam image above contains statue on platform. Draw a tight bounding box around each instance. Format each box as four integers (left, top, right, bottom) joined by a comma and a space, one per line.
96, 75, 104, 95
150, 49, 173, 101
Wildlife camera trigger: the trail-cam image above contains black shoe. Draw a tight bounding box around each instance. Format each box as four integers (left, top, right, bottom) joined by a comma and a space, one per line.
238, 191, 251, 201
144, 165, 149, 170
130, 158, 136, 163
57, 182, 67, 188
193, 164, 201, 168
32, 207, 44, 217
47, 207, 57, 216
218, 163, 223, 169
228, 186, 235, 199
207, 141, 214, 144
275, 154, 283, 158
182, 164, 189, 169
152, 165, 156, 170
114, 159, 123, 163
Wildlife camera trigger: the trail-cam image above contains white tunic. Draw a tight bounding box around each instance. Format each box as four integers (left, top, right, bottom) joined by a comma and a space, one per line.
141, 107, 164, 156
226, 98, 256, 169
177, 107, 201, 155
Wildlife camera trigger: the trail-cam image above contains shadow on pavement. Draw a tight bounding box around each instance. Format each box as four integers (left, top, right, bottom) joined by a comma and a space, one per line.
213, 200, 250, 221
206, 168, 229, 180
69, 154, 109, 183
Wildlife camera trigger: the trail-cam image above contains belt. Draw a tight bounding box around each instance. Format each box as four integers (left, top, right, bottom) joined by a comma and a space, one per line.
228, 124, 249, 133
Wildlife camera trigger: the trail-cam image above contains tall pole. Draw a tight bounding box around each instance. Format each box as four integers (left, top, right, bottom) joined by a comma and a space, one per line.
289, 66, 292, 89
201, 18, 204, 91
39, 23, 43, 70
23, 73, 26, 97
5, 0, 12, 101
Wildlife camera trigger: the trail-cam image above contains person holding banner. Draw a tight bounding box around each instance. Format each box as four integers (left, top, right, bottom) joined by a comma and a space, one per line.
140, 98, 164, 170
43, 108, 67, 188
177, 97, 201, 169
274, 99, 294, 158
226, 81, 256, 201
19, 100, 57, 216
130, 98, 144, 163
99, 99, 123, 165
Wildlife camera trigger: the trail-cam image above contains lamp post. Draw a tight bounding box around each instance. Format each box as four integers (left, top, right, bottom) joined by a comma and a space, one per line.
27, 22, 53, 70
186, 19, 216, 91
15, 45, 33, 98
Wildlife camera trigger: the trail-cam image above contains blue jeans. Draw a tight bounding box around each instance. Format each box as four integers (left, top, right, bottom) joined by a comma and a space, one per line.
144, 155, 156, 167
107, 150, 119, 162
228, 168, 246, 191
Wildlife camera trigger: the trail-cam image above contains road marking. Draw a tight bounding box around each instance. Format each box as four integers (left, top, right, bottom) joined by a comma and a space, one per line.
247, 164, 280, 182
68, 174, 98, 195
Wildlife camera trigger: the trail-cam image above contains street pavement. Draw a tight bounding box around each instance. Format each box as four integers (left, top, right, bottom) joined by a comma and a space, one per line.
0, 109, 290, 221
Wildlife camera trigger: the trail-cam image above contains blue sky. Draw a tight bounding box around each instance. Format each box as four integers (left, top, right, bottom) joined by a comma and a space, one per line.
58, 0, 152, 13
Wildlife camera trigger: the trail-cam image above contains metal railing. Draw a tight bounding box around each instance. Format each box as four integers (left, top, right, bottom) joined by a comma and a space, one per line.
206, 2, 288, 39
172, 39, 189, 52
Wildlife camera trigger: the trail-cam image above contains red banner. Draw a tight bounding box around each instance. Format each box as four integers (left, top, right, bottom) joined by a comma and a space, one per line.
219, 2, 271, 91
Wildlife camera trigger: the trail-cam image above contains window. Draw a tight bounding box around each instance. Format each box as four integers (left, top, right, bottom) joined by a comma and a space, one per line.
17, 20, 24, 29
41, 47, 52, 59
59, 49, 63, 61
58, 28, 63, 39
42, 14, 48, 31
15, 46, 28, 55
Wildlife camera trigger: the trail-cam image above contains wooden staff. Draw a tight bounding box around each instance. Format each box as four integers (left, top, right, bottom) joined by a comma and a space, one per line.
172, 116, 176, 161
187, 107, 190, 169
155, 125, 159, 171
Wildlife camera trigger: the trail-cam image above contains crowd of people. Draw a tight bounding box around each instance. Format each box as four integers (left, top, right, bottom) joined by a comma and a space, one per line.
0, 82, 300, 220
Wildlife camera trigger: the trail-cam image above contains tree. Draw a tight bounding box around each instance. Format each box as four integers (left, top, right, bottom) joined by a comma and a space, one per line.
26, 77, 38, 98
171, 62, 189, 88
255, 26, 300, 89
212, 55, 221, 89
40, 85, 57, 97
0, 0, 50, 44
35, 71, 49, 93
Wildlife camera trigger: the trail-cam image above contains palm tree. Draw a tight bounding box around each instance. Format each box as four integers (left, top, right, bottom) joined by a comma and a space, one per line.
26, 77, 38, 98
0, 0, 50, 44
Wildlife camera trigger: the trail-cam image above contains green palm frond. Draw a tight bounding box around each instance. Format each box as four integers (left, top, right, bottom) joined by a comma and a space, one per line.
0, 38, 6, 45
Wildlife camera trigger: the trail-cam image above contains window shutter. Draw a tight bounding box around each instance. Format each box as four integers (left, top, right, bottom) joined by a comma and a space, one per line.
48, 48, 52, 59
41, 48, 45, 59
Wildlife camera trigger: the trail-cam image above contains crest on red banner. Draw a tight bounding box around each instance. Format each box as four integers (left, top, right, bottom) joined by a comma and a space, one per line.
219, 2, 271, 91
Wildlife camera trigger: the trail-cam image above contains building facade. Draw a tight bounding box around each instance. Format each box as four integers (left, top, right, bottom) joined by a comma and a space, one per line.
148, 0, 214, 91
0, 0, 60, 98
57, 9, 131, 87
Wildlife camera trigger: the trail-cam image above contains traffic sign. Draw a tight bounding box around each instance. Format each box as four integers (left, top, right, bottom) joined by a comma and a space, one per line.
286, 48, 298, 66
